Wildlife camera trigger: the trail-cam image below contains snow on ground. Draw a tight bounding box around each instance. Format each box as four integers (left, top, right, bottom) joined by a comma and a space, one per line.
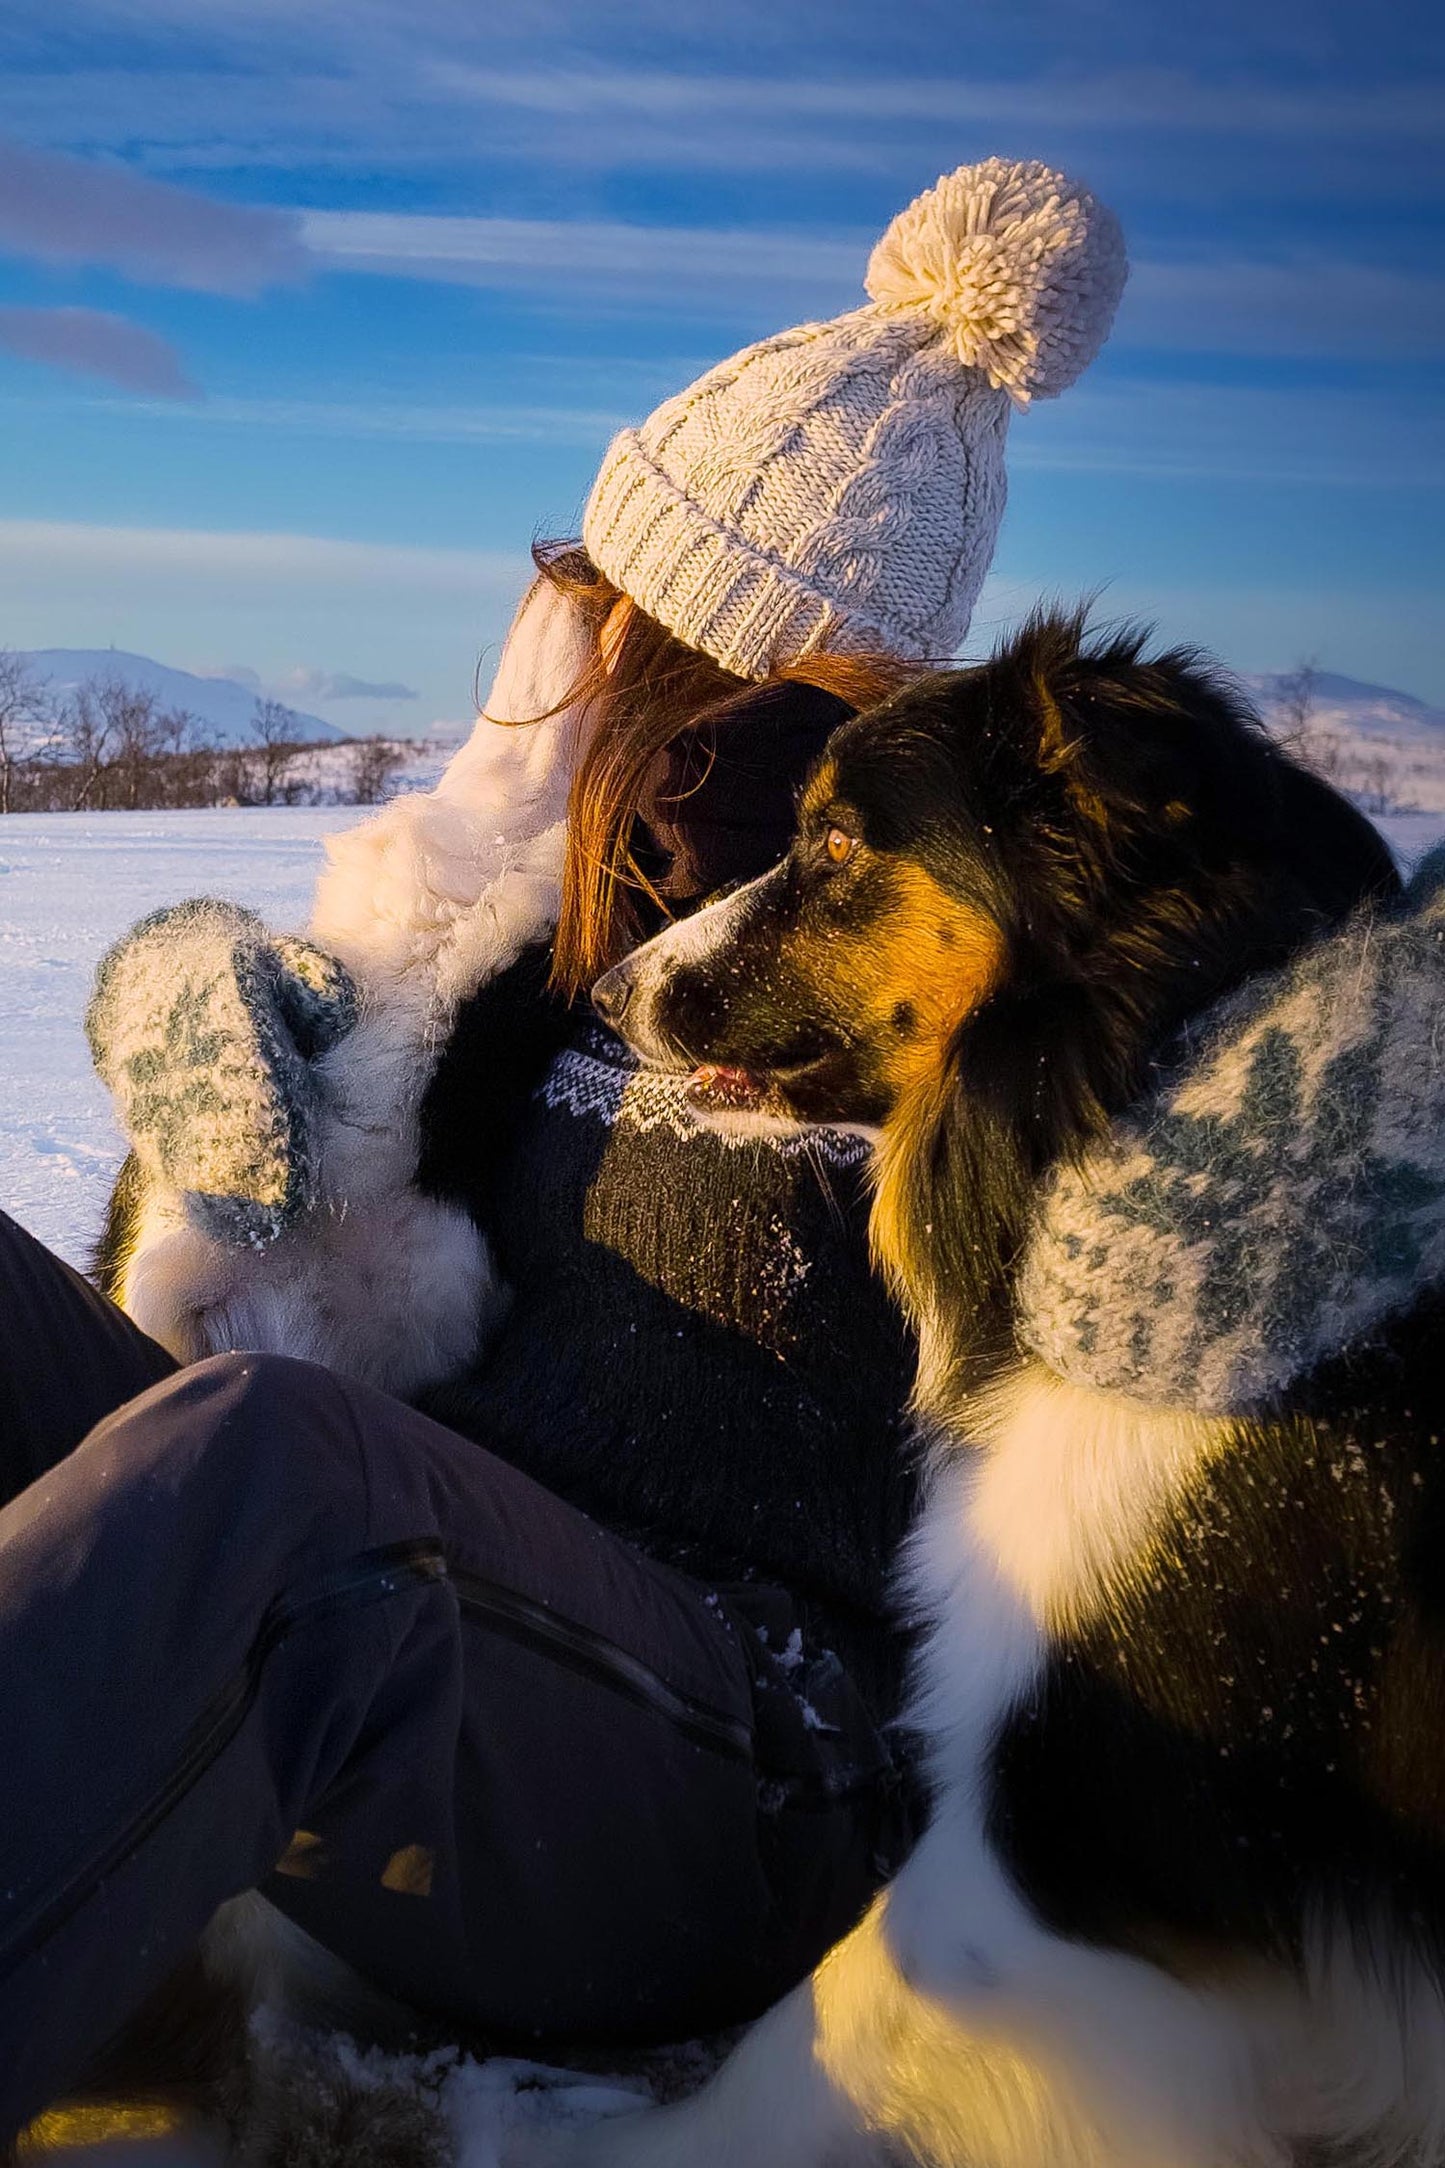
0, 807, 361, 1267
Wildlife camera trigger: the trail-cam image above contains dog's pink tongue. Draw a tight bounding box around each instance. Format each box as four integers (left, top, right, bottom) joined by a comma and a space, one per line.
689, 1063, 764, 1110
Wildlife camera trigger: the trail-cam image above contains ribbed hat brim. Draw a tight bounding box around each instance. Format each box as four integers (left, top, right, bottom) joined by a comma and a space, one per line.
584, 428, 901, 679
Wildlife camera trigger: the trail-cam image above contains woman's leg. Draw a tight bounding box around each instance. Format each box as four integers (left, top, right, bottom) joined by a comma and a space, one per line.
0, 1351, 893, 2142
0, 1207, 176, 1499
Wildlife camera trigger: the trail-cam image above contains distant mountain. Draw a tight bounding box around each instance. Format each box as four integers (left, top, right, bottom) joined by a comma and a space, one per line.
14, 650, 1441, 766
1248, 671, 1445, 746
16, 650, 344, 745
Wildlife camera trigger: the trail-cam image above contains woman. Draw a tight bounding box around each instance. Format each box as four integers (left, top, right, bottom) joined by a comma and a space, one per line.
0, 159, 1126, 2142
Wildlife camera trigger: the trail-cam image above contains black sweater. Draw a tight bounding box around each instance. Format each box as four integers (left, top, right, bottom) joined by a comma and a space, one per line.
415, 955, 919, 1721
414, 679, 921, 1721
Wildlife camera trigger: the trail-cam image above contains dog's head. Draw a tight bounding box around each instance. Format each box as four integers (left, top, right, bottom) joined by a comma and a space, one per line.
596, 612, 1397, 1159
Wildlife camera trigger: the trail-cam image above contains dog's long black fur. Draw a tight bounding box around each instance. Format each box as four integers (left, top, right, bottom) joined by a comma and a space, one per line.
607, 612, 1445, 2063
625, 609, 1397, 1358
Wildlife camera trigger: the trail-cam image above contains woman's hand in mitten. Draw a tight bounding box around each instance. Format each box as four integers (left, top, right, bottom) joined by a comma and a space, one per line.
86, 898, 358, 1247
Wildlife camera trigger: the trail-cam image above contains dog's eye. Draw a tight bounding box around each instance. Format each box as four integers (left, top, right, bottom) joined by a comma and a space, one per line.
824, 827, 857, 867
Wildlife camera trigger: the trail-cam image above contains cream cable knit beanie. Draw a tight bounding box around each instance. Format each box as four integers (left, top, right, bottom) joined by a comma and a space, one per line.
583, 157, 1127, 679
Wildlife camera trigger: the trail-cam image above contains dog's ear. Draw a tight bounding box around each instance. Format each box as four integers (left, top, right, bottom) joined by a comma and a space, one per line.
1015, 626, 1117, 832
1010, 615, 1210, 847
1031, 671, 1084, 779
987, 611, 1111, 806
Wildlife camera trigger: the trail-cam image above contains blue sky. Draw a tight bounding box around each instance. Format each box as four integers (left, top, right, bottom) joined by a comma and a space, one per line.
1, 0, 1441, 734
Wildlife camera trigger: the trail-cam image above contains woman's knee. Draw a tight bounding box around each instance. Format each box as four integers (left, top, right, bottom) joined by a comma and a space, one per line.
84, 1350, 379, 1556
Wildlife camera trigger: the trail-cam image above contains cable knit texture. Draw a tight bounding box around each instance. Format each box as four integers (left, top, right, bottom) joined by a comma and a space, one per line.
583, 158, 1126, 677
1018, 849, 1445, 1415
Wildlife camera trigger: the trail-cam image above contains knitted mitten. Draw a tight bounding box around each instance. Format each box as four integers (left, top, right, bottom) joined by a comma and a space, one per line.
87, 898, 358, 1247
1017, 848, 1445, 1414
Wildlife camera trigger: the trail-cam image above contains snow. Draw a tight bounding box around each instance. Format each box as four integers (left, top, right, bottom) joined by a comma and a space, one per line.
0, 807, 362, 1267
31, 2046, 659, 2168
0, 804, 685, 2168
1249, 670, 1445, 748
1253, 675, 1445, 826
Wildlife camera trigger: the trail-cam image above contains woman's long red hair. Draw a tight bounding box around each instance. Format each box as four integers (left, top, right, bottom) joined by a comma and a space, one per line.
509, 540, 917, 998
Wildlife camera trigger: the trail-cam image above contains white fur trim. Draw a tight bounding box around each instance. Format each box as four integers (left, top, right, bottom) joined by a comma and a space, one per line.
117, 579, 594, 1391
122, 1179, 499, 1398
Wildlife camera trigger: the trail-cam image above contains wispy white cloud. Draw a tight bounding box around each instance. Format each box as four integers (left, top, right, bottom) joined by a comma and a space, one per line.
426, 60, 1445, 142
278, 665, 419, 701
4, 52, 1439, 197
0, 519, 532, 737
0, 518, 523, 594
208, 659, 419, 701
99, 389, 630, 447
0, 137, 306, 293
1013, 377, 1444, 490
301, 209, 858, 301
300, 208, 1445, 363
18, 363, 1434, 496
1123, 257, 1445, 362
0, 304, 198, 395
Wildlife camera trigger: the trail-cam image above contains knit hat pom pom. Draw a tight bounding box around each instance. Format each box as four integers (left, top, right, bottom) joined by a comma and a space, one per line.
865, 157, 1128, 405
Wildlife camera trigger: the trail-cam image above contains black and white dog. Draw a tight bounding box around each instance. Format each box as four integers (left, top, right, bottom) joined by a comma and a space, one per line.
522, 613, 1445, 2168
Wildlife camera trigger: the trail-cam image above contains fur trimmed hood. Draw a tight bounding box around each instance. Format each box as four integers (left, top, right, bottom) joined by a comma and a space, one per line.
1018, 847, 1445, 1415
311, 573, 594, 1009
112, 579, 599, 1389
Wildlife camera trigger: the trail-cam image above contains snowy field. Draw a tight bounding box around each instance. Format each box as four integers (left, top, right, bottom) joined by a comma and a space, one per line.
1, 807, 361, 1268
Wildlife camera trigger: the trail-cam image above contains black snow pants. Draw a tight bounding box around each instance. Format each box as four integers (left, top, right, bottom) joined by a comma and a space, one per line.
0, 1209, 913, 2140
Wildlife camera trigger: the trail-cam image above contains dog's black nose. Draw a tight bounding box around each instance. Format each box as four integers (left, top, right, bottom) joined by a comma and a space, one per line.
592, 964, 634, 1028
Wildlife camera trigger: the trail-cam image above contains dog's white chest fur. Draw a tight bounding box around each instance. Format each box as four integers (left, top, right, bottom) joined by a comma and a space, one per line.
891, 1363, 1234, 1999
931, 1360, 1235, 1639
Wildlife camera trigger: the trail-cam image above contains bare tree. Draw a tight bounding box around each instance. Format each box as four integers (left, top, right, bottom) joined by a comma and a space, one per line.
1351, 751, 1401, 818
1273, 656, 1345, 782
348, 735, 406, 805
54, 681, 118, 810
154, 705, 214, 807
250, 698, 303, 805
108, 681, 180, 810
1, 675, 418, 810
0, 652, 53, 815
1276, 657, 1319, 739
43, 678, 202, 809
